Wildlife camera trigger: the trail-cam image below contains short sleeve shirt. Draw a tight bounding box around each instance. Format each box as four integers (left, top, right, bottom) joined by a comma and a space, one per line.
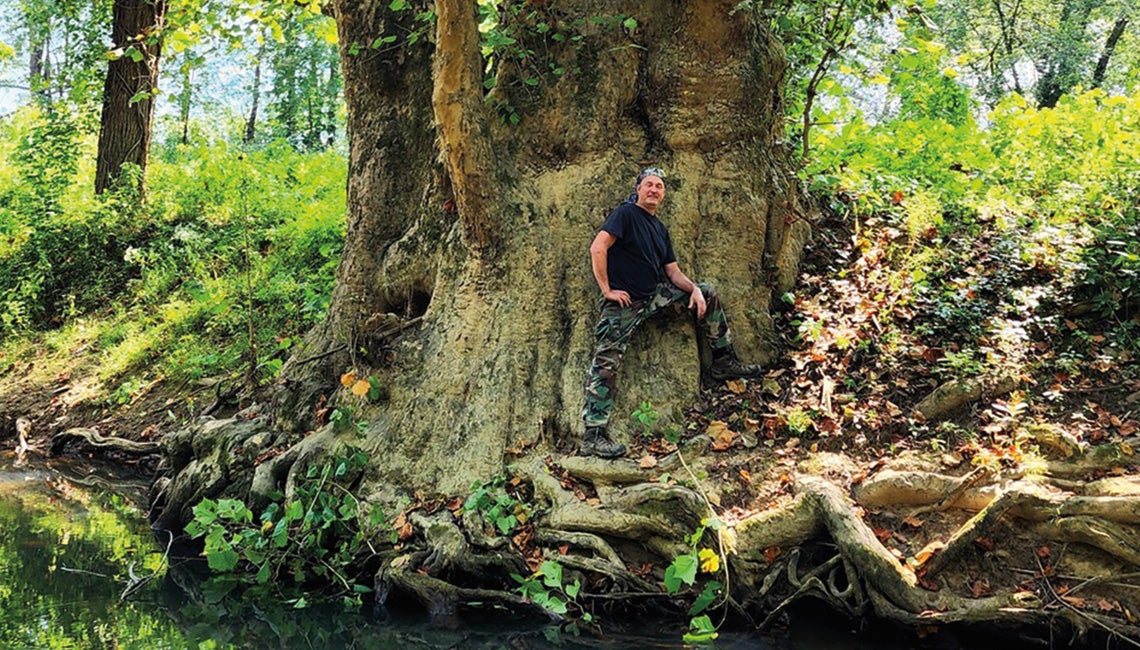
599, 203, 676, 300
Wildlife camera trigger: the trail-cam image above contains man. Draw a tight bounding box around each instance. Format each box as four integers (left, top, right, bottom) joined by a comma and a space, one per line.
581, 168, 763, 458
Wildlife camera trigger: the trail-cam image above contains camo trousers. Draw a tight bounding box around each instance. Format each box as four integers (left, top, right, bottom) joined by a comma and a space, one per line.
583, 281, 733, 427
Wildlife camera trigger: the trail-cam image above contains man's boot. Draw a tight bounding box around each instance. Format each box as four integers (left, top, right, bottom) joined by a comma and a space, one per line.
581, 426, 626, 458
708, 350, 764, 381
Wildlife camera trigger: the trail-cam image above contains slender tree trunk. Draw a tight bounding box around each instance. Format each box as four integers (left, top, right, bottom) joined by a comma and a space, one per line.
94, 0, 167, 196
1035, 0, 1093, 108
1091, 16, 1129, 89
245, 41, 265, 144
178, 56, 193, 145
28, 36, 49, 104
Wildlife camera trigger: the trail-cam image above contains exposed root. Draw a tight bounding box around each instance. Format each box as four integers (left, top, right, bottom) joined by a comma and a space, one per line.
51, 427, 159, 456
375, 563, 558, 621
531, 530, 623, 567
1031, 517, 1140, 567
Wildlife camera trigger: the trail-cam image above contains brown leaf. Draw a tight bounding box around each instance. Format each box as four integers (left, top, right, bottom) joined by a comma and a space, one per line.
1061, 595, 1087, 608
726, 379, 747, 394
1036, 545, 1050, 558
872, 528, 892, 543
913, 541, 946, 567
638, 455, 658, 469
739, 468, 752, 483
969, 580, 992, 598
902, 515, 924, 528
763, 546, 782, 564
707, 420, 736, 451
558, 544, 570, 556
917, 576, 940, 592
1098, 599, 1118, 613
973, 537, 996, 552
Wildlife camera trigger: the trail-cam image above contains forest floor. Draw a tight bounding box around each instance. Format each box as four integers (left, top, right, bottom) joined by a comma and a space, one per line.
2, 209, 1140, 645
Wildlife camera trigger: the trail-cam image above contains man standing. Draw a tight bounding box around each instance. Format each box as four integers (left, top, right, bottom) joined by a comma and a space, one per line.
581, 168, 764, 458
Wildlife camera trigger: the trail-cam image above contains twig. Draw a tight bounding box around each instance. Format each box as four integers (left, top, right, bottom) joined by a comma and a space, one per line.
1035, 554, 1140, 649
294, 344, 348, 367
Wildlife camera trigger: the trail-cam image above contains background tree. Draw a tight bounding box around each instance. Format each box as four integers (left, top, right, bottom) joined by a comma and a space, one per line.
94, 0, 167, 195
932, 0, 1135, 107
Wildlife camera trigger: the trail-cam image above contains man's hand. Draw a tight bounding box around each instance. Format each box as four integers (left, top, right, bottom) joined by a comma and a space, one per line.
605, 289, 632, 307
689, 287, 707, 318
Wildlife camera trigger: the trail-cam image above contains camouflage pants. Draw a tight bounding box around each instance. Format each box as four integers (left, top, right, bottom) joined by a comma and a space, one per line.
583, 281, 733, 427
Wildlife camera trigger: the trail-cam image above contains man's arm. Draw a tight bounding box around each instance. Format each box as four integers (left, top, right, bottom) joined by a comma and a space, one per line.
590, 231, 631, 307
664, 262, 707, 318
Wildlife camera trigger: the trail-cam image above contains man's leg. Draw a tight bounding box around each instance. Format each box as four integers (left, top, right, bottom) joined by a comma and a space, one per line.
694, 282, 764, 380
582, 300, 647, 457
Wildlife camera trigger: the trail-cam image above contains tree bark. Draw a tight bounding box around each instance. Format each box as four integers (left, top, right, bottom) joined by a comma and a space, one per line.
1091, 16, 1128, 89
94, 0, 167, 196
244, 40, 265, 144
265, 0, 811, 498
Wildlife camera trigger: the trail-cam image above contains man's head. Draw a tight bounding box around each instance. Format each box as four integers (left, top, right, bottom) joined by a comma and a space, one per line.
635, 167, 666, 213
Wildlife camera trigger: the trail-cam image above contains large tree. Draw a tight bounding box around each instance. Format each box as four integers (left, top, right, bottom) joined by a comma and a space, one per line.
157, 0, 808, 520
148, 2, 1140, 638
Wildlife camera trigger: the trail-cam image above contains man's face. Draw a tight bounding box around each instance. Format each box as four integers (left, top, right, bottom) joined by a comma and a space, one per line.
636, 175, 666, 212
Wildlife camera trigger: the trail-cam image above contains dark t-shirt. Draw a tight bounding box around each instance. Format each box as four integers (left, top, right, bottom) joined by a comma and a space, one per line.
599, 203, 677, 300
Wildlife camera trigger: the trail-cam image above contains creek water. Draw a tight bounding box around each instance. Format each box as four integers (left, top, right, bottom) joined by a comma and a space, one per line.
0, 458, 966, 650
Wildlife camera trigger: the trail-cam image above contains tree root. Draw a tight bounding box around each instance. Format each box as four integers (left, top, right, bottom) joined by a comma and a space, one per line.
375, 563, 558, 621
51, 427, 159, 456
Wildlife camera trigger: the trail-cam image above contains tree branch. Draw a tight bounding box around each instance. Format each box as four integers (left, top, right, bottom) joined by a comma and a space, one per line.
433, 0, 500, 255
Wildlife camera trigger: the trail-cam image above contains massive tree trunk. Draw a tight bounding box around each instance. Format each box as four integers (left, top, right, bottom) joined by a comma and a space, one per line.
159, 0, 808, 515
94, 0, 166, 195
264, 0, 809, 497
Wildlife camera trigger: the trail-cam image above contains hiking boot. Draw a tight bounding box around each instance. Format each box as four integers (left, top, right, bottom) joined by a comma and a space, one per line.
708, 353, 765, 381
580, 426, 627, 458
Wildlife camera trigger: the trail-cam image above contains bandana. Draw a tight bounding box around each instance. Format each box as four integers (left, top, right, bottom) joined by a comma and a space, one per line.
624, 167, 667, 204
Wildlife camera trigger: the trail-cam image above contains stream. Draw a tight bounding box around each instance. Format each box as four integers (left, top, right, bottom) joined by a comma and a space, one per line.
1, 457, 988, 649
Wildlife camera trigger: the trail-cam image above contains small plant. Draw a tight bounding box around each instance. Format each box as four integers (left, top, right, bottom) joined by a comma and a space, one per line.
631, 400, 659, 438
511, 560, 589, 621
185, 449, 384, 606
663, 519, 726, 644
785, 407, 814, 435
463, 475, 529, 535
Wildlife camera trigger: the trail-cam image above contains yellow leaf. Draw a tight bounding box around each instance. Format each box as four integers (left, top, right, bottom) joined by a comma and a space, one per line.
941, 67, 959, 79
352, 379, 371, 397
698, 548, 720, 574
869, 73, 890, 85
340, 371, 357, 387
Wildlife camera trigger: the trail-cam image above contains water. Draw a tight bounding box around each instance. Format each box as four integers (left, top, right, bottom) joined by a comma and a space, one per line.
0, 458, 955, 649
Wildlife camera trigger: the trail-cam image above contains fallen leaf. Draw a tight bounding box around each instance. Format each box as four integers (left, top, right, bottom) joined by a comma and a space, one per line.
913, 541, 946, 567
351, 379, 371, 397
969, 580, 992, 598
340, 371, 356, 387
559, 544, 569, 556
707, 420, 736, 451
973, 537, 996, 552
739, 468, 752, 483
1061, 595, 1087, 608
917, 576, 940, 592
638, 455, 658, 469
1098, 599, 1118, 613
1036, 545, 1050, 558
902, 515, 924, 528
873, 528, 892, 543
763, 546, 781, 564
726, 379, 746, 394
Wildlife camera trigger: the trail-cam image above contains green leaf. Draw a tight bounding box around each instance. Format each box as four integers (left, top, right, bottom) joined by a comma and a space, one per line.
565, 579, 580, 599
623, 17, 638, 30
683, 615, 718, 644
689, 581, 722, 615
256, 562, 271, 583
389, 0, 409, 10
206, 547, 240, 572
540, 560, 563, 589
664, 553, 698, 592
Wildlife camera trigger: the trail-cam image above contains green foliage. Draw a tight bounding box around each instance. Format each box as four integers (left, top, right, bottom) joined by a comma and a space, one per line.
185, 449, 384, 606
630, 400, 659, 437
511, 560, 589, 621
463, 475, 529, 535
663, 519, 725, 642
